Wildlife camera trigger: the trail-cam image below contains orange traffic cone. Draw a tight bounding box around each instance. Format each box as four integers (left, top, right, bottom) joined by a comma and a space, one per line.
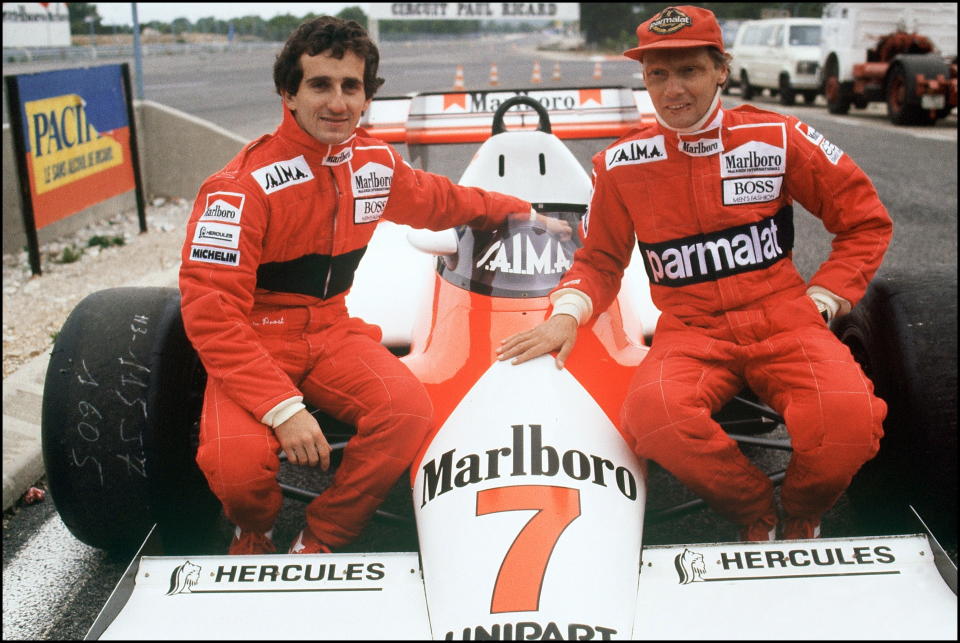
453, 65, 465, 90
593, 61, 603, 80
552, 62, 561, 81
489, 63, 499, 86
531, 60, 542, 84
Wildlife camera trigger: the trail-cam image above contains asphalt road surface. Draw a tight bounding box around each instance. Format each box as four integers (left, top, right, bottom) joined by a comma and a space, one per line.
3, 33, 957, 640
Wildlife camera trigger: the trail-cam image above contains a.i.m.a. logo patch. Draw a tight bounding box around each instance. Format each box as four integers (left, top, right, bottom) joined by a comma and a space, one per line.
649, 7, 692, 35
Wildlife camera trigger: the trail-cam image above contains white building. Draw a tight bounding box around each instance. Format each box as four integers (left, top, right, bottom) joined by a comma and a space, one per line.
3, 2, 70, 48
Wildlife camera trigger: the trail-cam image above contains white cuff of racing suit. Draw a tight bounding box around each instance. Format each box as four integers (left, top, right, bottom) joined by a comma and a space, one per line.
261, 396, 306, 428
549, 288, 593, 326
806, 285, 851, 323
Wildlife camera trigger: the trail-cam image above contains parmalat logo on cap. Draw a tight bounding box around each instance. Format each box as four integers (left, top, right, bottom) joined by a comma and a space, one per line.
649, 7, 692, 34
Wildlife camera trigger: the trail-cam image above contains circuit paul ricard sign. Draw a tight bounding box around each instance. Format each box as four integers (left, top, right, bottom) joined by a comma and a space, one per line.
5, 63, 146, 274
367, 2, 579, 20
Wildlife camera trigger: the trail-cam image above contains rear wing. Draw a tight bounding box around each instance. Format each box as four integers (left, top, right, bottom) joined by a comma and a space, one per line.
359, 86, 656, 145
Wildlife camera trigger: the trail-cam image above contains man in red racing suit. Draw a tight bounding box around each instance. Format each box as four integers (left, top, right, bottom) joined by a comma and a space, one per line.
179, 17, 563, 555
498, 5, 892, 541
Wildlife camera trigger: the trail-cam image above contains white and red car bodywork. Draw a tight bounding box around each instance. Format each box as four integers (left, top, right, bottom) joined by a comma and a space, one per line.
93, 91, 956, 640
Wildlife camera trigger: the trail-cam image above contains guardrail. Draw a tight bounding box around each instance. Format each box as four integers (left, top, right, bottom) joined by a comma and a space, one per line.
2, 41, 281, 64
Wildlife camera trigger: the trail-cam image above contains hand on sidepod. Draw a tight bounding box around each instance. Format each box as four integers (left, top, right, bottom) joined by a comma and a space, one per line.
497, 314, 578, 369
276, 408, 332, 469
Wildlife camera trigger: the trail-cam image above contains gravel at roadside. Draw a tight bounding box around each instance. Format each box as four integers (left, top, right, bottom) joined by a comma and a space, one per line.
2, 198, 192, 378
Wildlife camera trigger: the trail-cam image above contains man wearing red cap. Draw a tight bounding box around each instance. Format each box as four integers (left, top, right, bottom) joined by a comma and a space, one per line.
498, 6, 892, 541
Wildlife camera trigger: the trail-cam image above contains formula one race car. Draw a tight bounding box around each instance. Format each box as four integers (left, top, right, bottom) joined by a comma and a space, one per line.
41, 94, 956, 639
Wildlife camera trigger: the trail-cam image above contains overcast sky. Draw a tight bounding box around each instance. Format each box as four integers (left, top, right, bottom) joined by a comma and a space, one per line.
93, 3, 358, 26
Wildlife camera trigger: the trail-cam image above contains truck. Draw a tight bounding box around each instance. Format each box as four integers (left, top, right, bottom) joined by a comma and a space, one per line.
819, 3, 957, 125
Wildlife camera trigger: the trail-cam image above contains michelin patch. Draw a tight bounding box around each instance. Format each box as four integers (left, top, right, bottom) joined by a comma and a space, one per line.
252, 155, 314, 194
192, 221, 241, 249
354, 196, 388, 224
200, 191, 245, 224
189, 245, 240, 266
352, 162, 394, 197
605, 136, 667, 169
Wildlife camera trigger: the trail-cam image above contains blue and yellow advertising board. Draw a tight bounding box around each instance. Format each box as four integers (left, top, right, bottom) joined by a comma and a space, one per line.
6, 63, 145, 273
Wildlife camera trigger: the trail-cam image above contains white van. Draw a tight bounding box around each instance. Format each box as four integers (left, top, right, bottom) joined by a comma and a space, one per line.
729, 17, 823, 105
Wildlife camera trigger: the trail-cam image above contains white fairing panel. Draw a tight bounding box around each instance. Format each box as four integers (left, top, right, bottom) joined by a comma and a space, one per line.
100, 552, 430, 640
413, 358, 646, 640
634, 535, 958, 639
459, 129, 592, 205
346, 221, 436, 347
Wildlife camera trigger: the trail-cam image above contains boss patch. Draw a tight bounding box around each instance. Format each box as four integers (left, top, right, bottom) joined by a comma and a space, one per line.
722, 176, 783, 205
354, 196, 388, 223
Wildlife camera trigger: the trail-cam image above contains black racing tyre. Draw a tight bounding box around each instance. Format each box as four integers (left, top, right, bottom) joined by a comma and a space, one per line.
823, 56, 852, 115
834, 272, 957, 547
739, 71, 754, 100
886, 55, 948, 126
801, 90, 818, 105
778, 74, 796, 106
41, 287, 220, 554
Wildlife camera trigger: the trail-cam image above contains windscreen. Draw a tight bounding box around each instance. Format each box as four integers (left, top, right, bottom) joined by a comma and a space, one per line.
438, 207, 584, 298
789, 25, 821, 46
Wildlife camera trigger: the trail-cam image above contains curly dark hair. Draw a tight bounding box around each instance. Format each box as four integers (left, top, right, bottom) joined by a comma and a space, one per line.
273, 16, 385, 100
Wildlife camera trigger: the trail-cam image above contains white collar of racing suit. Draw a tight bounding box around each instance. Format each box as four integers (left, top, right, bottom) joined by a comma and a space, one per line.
654, 86, 724, 135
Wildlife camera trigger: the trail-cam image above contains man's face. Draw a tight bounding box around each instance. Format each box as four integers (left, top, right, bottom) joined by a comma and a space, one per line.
282, 50, 372, 145
641, 47, 727, 130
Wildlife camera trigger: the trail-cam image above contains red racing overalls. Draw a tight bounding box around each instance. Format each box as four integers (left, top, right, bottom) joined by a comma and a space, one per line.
555, 102, 892, 528
179, 104, 530, 546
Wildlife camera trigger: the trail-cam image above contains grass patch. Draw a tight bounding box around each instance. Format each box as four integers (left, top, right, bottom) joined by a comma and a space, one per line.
87, 235, 125, 249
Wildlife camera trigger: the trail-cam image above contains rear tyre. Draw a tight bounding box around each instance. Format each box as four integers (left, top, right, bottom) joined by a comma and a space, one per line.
834, 272, 957, 547
801, 90, 818, 105
41, 288, 220, 554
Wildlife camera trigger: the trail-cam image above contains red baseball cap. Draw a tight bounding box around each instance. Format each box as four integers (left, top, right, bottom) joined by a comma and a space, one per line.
623, 5, 725, 61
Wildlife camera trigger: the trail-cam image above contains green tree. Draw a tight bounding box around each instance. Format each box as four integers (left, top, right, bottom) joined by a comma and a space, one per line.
67, 2, 101, 35
266, 14, 304, 41
171, 17, 191, 36
336, 6, 368, 28
579, 3, 637, 49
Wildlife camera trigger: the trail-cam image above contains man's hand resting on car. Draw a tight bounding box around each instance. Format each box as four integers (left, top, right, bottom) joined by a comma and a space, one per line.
497, 313, 579, 369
